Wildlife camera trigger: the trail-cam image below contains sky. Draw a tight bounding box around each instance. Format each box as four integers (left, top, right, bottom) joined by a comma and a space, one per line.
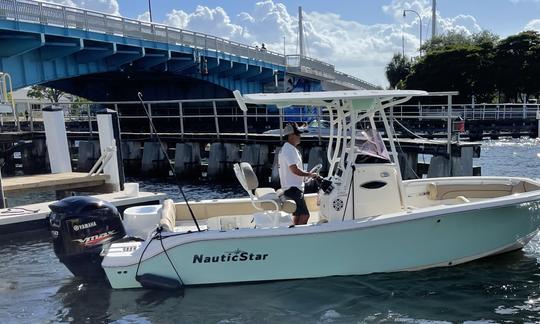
41, 0, 540, 87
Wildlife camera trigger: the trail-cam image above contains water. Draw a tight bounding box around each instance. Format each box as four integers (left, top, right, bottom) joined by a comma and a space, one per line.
2, 138, 540, 323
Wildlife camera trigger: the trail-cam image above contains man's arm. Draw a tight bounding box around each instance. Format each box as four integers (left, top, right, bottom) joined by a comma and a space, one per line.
289, 165, 316, 178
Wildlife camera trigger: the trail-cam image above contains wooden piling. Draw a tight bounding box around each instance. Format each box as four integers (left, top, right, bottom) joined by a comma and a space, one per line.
141, 141, 169, 177
175, 142, 201, 179
21, 138, 49, 174
77, 140, 100, 172
241, 144, 269, 183
398, 152, 419, 180
122, 141, 142, 175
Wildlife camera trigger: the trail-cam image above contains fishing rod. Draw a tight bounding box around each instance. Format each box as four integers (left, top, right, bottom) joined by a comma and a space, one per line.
137, 92, 201, 232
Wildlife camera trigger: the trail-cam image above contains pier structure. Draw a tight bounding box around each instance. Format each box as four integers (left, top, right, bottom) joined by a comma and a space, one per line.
0, 102, 166, 233
0, 93, 482, 183
0, 132, 482, 183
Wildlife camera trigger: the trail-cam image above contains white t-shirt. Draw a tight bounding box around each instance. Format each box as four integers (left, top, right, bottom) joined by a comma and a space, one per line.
278, 142, 304, 191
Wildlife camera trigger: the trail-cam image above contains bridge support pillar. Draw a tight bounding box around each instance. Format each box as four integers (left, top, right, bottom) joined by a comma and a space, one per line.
241, 144, 269, 184
175, 143, 201, 180
122, 141, 142, 175
208, 143, 239, 180
399, 152, 418, 180
0, 144, 15, 176
141, 142, 169, 177
77, 140, 100, 172
427, 147, 473, 178
21, 139, 49, 174
450, 147, 473, 176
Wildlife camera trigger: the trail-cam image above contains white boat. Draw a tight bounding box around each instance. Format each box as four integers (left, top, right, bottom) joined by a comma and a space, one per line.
52, 90, 540, 289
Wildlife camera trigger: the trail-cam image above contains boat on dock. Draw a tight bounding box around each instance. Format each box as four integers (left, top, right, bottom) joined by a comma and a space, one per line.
50, 90, 540, 289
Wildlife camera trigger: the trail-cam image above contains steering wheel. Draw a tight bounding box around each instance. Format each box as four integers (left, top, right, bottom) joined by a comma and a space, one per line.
304, 163, 323, 183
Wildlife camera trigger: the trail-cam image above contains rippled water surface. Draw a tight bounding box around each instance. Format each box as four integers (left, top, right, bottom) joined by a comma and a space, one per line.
2, 138, 540, 323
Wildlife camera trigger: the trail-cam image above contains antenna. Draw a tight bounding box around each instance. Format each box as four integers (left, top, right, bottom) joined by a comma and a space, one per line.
432, 0, 437, 38
298, 6, 305, 57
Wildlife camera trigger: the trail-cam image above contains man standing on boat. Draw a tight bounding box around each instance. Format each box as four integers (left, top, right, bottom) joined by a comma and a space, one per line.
278, 123, 317, 225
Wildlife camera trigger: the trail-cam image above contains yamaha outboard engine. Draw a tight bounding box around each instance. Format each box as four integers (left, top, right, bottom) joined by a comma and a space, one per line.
49, 196, 126, 278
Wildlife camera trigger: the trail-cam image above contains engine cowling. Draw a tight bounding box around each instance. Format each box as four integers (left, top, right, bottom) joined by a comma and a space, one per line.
49, 196, 126, 278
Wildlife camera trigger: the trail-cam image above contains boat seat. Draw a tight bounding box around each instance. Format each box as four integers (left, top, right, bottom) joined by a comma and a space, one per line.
427, 181, 538, 200
254, 188, 296, 213
159, 199, 176, 232
234, 162, 296, 213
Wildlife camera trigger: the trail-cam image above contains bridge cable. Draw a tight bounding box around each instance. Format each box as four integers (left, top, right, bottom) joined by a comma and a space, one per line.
137, 92, 201, 232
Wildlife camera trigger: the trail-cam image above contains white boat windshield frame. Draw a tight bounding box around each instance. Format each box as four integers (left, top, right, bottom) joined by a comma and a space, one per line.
234, 89, 429, 207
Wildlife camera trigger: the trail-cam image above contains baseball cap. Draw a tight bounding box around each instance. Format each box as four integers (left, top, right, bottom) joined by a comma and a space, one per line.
283, 123, 304, 136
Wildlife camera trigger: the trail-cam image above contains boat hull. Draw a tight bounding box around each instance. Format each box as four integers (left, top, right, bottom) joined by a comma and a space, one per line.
103, 199, 540, 289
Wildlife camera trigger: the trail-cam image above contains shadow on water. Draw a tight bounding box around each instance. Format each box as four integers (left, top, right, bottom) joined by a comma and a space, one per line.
43, 249, 540, 323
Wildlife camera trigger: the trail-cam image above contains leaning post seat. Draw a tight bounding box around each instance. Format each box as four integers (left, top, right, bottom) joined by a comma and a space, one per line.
233, 162, 296, 213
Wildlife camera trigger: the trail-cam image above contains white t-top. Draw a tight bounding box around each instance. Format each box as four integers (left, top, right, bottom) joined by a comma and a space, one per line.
278, 142, 304, 191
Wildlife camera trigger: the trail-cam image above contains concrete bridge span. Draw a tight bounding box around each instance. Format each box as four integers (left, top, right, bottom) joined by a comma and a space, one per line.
0, 0, 378, 101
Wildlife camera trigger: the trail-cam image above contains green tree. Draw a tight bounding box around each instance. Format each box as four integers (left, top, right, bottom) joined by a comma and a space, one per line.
421, 31, 471, 53
421, 31, 498, 54
405, 44, 496, 102
26, 85, 65, 103
493, 31, 540, 102
385, 53, 412, 89
402, 31, 498, 102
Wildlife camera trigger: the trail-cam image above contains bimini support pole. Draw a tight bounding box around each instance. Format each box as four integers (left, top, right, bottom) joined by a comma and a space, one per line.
379, 104, 406, 208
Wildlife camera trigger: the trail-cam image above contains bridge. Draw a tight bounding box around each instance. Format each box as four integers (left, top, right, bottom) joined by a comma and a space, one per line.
0, 0, 378, 102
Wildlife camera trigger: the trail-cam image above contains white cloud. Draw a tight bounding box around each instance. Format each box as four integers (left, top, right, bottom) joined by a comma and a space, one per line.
525, 19, 540, 31
164, 9, 189, 29
137, 11, 151, 22
163, 6, 244, 40
39, 0, 120, 16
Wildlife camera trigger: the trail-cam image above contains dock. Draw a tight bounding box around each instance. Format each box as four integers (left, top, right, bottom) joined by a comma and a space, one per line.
2, 172, 109, 194
0, 190, 167, 235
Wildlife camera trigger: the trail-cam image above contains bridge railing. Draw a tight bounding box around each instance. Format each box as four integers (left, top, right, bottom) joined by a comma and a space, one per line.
0, 0, 285, 65
0, 0, 378, 89
5, 99, 540, 136
4, 99, 540, 137
393, 103, 540, 120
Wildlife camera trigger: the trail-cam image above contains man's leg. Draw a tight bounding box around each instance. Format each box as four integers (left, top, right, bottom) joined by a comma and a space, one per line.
294, 214, 309, 225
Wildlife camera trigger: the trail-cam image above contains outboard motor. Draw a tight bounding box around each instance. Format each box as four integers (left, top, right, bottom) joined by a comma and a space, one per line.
49, 196, 126, 278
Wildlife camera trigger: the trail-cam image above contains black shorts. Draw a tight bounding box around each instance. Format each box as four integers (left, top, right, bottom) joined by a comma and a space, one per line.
283, 187, 309, 217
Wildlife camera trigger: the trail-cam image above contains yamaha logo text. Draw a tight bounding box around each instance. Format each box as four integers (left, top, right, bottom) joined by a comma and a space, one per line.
73, 221, 97, 231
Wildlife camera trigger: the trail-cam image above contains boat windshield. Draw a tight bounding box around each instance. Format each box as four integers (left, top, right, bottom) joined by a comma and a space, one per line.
355, 128, 391, 163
